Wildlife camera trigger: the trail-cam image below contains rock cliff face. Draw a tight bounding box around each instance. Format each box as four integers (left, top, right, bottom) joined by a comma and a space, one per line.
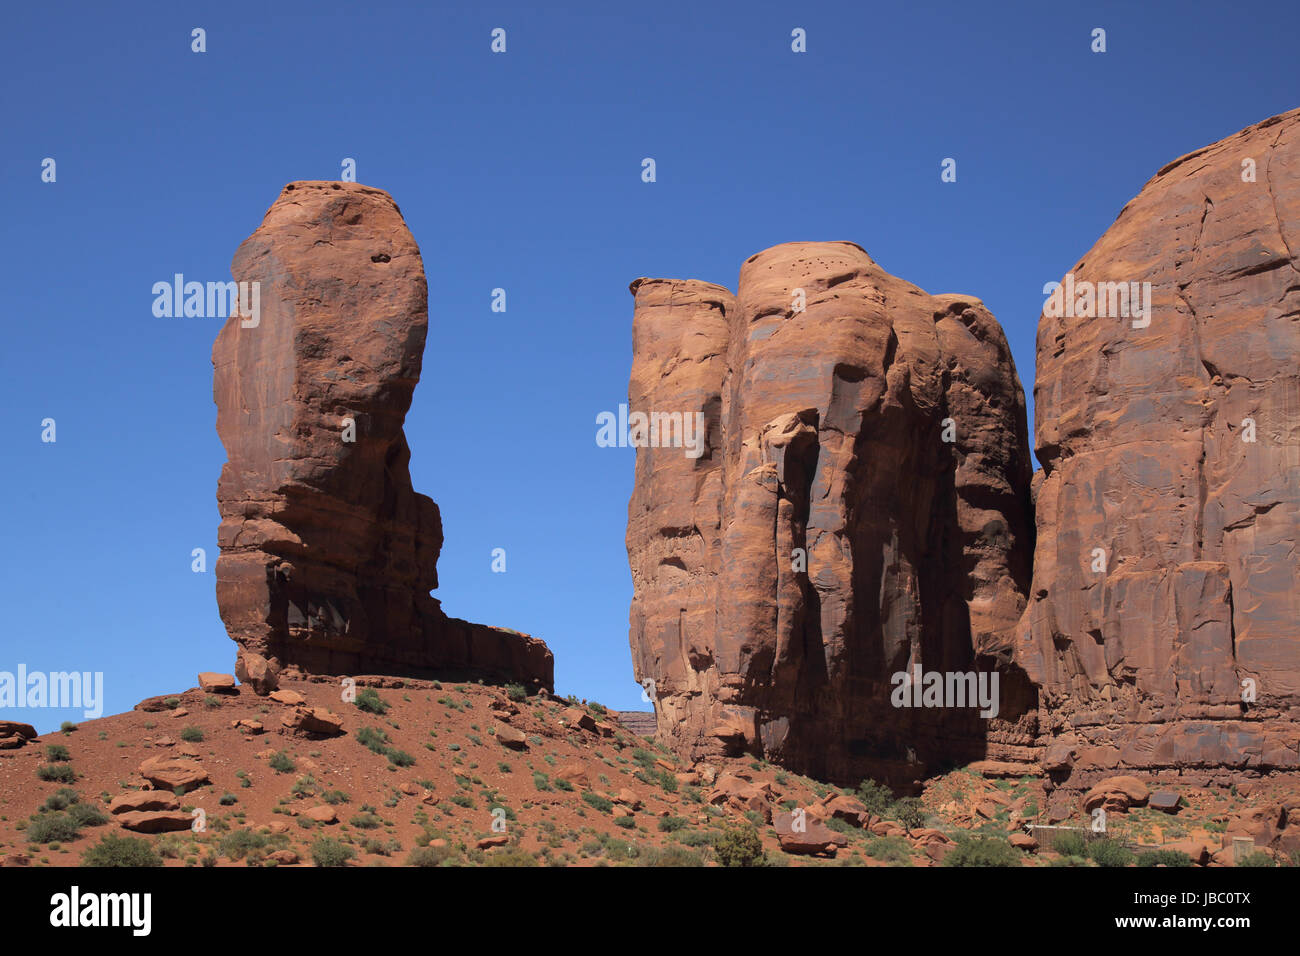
213, 181, 552, 693
626, 111, 1300, 791
1018, 109, 1300, 794
626, 243, 1037, 783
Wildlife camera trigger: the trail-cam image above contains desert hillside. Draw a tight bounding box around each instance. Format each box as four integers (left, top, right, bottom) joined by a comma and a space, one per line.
1, 676, 1294, 868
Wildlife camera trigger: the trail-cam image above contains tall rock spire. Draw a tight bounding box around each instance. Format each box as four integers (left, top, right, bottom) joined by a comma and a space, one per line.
213, 181, 552, 693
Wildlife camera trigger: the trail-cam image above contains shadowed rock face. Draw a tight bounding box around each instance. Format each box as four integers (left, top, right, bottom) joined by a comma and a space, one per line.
626, 243, 1036, 783
213, 181, 552, 693
1017, 109, 1300, 792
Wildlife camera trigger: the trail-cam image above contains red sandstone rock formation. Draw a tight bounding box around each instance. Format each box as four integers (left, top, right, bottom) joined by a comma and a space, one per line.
213, 181, 552, 693
625, 242, 1036, 783
1017, 109, 1300, 795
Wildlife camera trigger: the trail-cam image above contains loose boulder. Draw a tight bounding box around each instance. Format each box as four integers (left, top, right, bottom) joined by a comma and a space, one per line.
137, 756, 209, 792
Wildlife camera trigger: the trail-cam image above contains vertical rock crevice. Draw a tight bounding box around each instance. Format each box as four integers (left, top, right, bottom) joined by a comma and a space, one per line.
626, 242, 1034, 784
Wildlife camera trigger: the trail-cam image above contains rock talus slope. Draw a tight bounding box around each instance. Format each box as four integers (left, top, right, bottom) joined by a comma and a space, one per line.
626, 243, 1036, 783
1018, 109, 1300, 791
213, 181, 552, 693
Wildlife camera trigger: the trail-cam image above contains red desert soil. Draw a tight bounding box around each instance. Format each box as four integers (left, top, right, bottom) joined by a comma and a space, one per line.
0, 677, 1293, 867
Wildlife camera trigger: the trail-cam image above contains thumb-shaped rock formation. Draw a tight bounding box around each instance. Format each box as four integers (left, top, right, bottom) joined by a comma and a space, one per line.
625, 243, 1037, 784
213, 181, 552, 693
1018, 108, 1300, 794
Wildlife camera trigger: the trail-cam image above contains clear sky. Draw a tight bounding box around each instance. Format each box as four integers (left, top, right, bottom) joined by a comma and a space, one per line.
3, 0, 1297, 732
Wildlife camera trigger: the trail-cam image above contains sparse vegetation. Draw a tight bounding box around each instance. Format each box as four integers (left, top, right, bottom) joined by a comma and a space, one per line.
892, 797, 926, 830
268, 751, 296, 773
1136, 849, 1194, 867
943, 835, 1022, 867
44, 788, 80, 811
408, 843, 454, 866
1086, 838, 1136, 868
81, 834, 161, 867
581, 792, 614, 814
863, 835, 912, 863
641, 845, 704, 867
220, 829, 269, 861
68, 803, 109, 827
27, 813, 82, 844
1051, 831, 1088, 858
310, 837, 355, 867
354, 687, 390, 715
714, 824, 766, 867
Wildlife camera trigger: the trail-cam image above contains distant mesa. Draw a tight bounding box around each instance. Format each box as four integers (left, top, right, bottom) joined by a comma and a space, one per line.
212, 181, 552, 694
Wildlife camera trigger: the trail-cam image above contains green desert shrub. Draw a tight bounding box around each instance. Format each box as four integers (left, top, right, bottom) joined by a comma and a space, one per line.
641, 845, 704, 867
581, 792, 614, 814
353, 687, 390, 715
385, 748, 415, 768
268, 751, 295, 773
408, 844, 455, 867
855, 779, 896, 816
1086, 838, 1136, 868
864, 835, 913, 863
713, 824, 766, 868
349, 810, 383, 830
355, 726, 389, 752
68, 803, 109, 827
81, 834, 161, 867
37, 764, 76, 783
893, 797, 926, 830
481, 847, 539, 867
44, 788, 80, 811
310, 837, 355, 868
943, 835, 1023, 867
1051, 830, 1088, 858
220, 829, 269, 861
1136, 849, 1194, 867
27, 813, 82, 844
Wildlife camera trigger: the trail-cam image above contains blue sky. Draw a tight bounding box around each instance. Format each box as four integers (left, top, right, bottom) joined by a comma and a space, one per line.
3, 0, 1297, 732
